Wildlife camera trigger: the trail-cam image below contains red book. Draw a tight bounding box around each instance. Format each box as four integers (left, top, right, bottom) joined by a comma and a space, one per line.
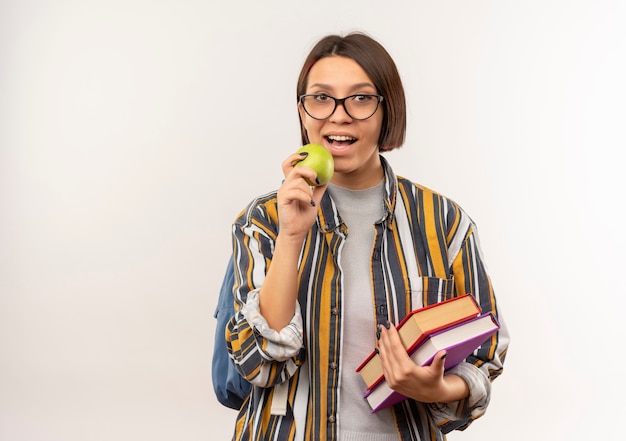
363, 312, 499, 413
356, 294, 481, 391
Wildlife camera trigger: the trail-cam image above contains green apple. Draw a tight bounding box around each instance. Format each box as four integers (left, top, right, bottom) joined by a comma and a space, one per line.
295, 144, 334, 186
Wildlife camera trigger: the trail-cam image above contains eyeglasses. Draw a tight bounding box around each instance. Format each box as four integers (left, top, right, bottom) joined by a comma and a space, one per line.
299, 94, 384, 120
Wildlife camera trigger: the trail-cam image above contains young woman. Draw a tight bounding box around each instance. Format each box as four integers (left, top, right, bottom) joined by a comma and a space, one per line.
225, 32, 509, 441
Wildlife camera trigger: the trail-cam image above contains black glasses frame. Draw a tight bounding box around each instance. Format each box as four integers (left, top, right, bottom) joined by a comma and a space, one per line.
299, 94, 384, 120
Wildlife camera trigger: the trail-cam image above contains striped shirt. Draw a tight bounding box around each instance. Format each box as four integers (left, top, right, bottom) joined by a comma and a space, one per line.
226, 156, 509, 441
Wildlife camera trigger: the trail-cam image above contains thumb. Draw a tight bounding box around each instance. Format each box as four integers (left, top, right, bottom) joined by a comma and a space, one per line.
432, 350, 448, 371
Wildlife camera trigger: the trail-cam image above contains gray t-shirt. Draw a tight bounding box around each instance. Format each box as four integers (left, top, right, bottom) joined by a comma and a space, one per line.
327, 181, 400, 441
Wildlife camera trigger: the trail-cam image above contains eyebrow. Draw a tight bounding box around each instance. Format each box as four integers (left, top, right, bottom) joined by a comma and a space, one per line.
308, 82, 376, 92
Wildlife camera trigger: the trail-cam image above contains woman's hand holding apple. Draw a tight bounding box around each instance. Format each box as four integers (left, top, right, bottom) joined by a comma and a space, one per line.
277, 144, 334, 241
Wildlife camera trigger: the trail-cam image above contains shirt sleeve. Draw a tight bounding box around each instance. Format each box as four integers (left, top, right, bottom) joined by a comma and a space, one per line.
428, 215, 510, 433
427, 362, 492, 432
240, 289, 305, 362
225, 200, 306, 388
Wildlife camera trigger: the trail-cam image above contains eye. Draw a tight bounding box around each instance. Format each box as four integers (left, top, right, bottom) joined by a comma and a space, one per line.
314, 94, 332, 102
351, 95, 376, 104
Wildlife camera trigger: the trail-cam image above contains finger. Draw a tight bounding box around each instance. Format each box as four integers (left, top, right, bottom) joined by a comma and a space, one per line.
380, 321, 403, 350
431, 350, 448, 372
378, 322, 407, 365
284, 163, 319, 188
281, 186, 317, 208
282, 152, 309, 175
376, 324, 388, 356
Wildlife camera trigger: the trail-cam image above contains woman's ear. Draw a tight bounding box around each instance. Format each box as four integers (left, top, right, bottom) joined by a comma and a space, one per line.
297, 102, 306, 122
297, 103, 310, 143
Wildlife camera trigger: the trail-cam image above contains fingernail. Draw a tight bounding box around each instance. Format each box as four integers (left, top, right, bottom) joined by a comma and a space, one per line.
315, 177, 320, 185
374, 347, 380, 354
441, 352, 447, 360
310, 199, 316, 207
384, 320, 391, 329
376, 329, 381, 340
299, 152, 308, 157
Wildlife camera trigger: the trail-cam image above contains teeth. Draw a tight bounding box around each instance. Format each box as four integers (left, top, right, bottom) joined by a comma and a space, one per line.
328, 135, 355, 142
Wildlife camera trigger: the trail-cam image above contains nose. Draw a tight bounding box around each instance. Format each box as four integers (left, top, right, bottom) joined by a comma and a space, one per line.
329, 100, 353, 122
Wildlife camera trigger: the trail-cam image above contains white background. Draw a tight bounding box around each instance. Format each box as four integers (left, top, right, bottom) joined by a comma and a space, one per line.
1, 1, 625, 440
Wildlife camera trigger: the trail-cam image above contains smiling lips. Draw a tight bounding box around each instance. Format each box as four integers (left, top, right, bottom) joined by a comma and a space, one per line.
327, 134, 356, 146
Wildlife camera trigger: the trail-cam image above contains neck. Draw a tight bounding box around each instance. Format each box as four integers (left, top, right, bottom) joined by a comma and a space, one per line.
330, 155, 384, 190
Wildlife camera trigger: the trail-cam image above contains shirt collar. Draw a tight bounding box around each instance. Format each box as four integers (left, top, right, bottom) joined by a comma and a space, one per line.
316, 155, 398, 233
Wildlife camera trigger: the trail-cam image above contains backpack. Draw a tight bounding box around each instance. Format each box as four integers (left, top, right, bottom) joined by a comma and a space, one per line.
212, 257, 252, 409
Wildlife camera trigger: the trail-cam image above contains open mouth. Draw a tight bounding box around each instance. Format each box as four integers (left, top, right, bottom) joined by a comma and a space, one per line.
326, 135, 357, 147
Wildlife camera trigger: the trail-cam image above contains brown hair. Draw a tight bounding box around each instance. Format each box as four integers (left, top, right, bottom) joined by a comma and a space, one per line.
296, 32, 406, 151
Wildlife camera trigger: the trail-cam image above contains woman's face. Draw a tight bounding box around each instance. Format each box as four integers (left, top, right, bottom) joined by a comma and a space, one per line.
298, 56, 384, 189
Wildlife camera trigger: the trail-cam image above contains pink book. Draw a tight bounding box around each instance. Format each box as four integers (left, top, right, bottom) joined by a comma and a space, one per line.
363, 312, 499, 413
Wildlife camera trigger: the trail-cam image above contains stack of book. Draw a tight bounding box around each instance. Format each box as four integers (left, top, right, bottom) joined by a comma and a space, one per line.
356, 294, 499, 413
